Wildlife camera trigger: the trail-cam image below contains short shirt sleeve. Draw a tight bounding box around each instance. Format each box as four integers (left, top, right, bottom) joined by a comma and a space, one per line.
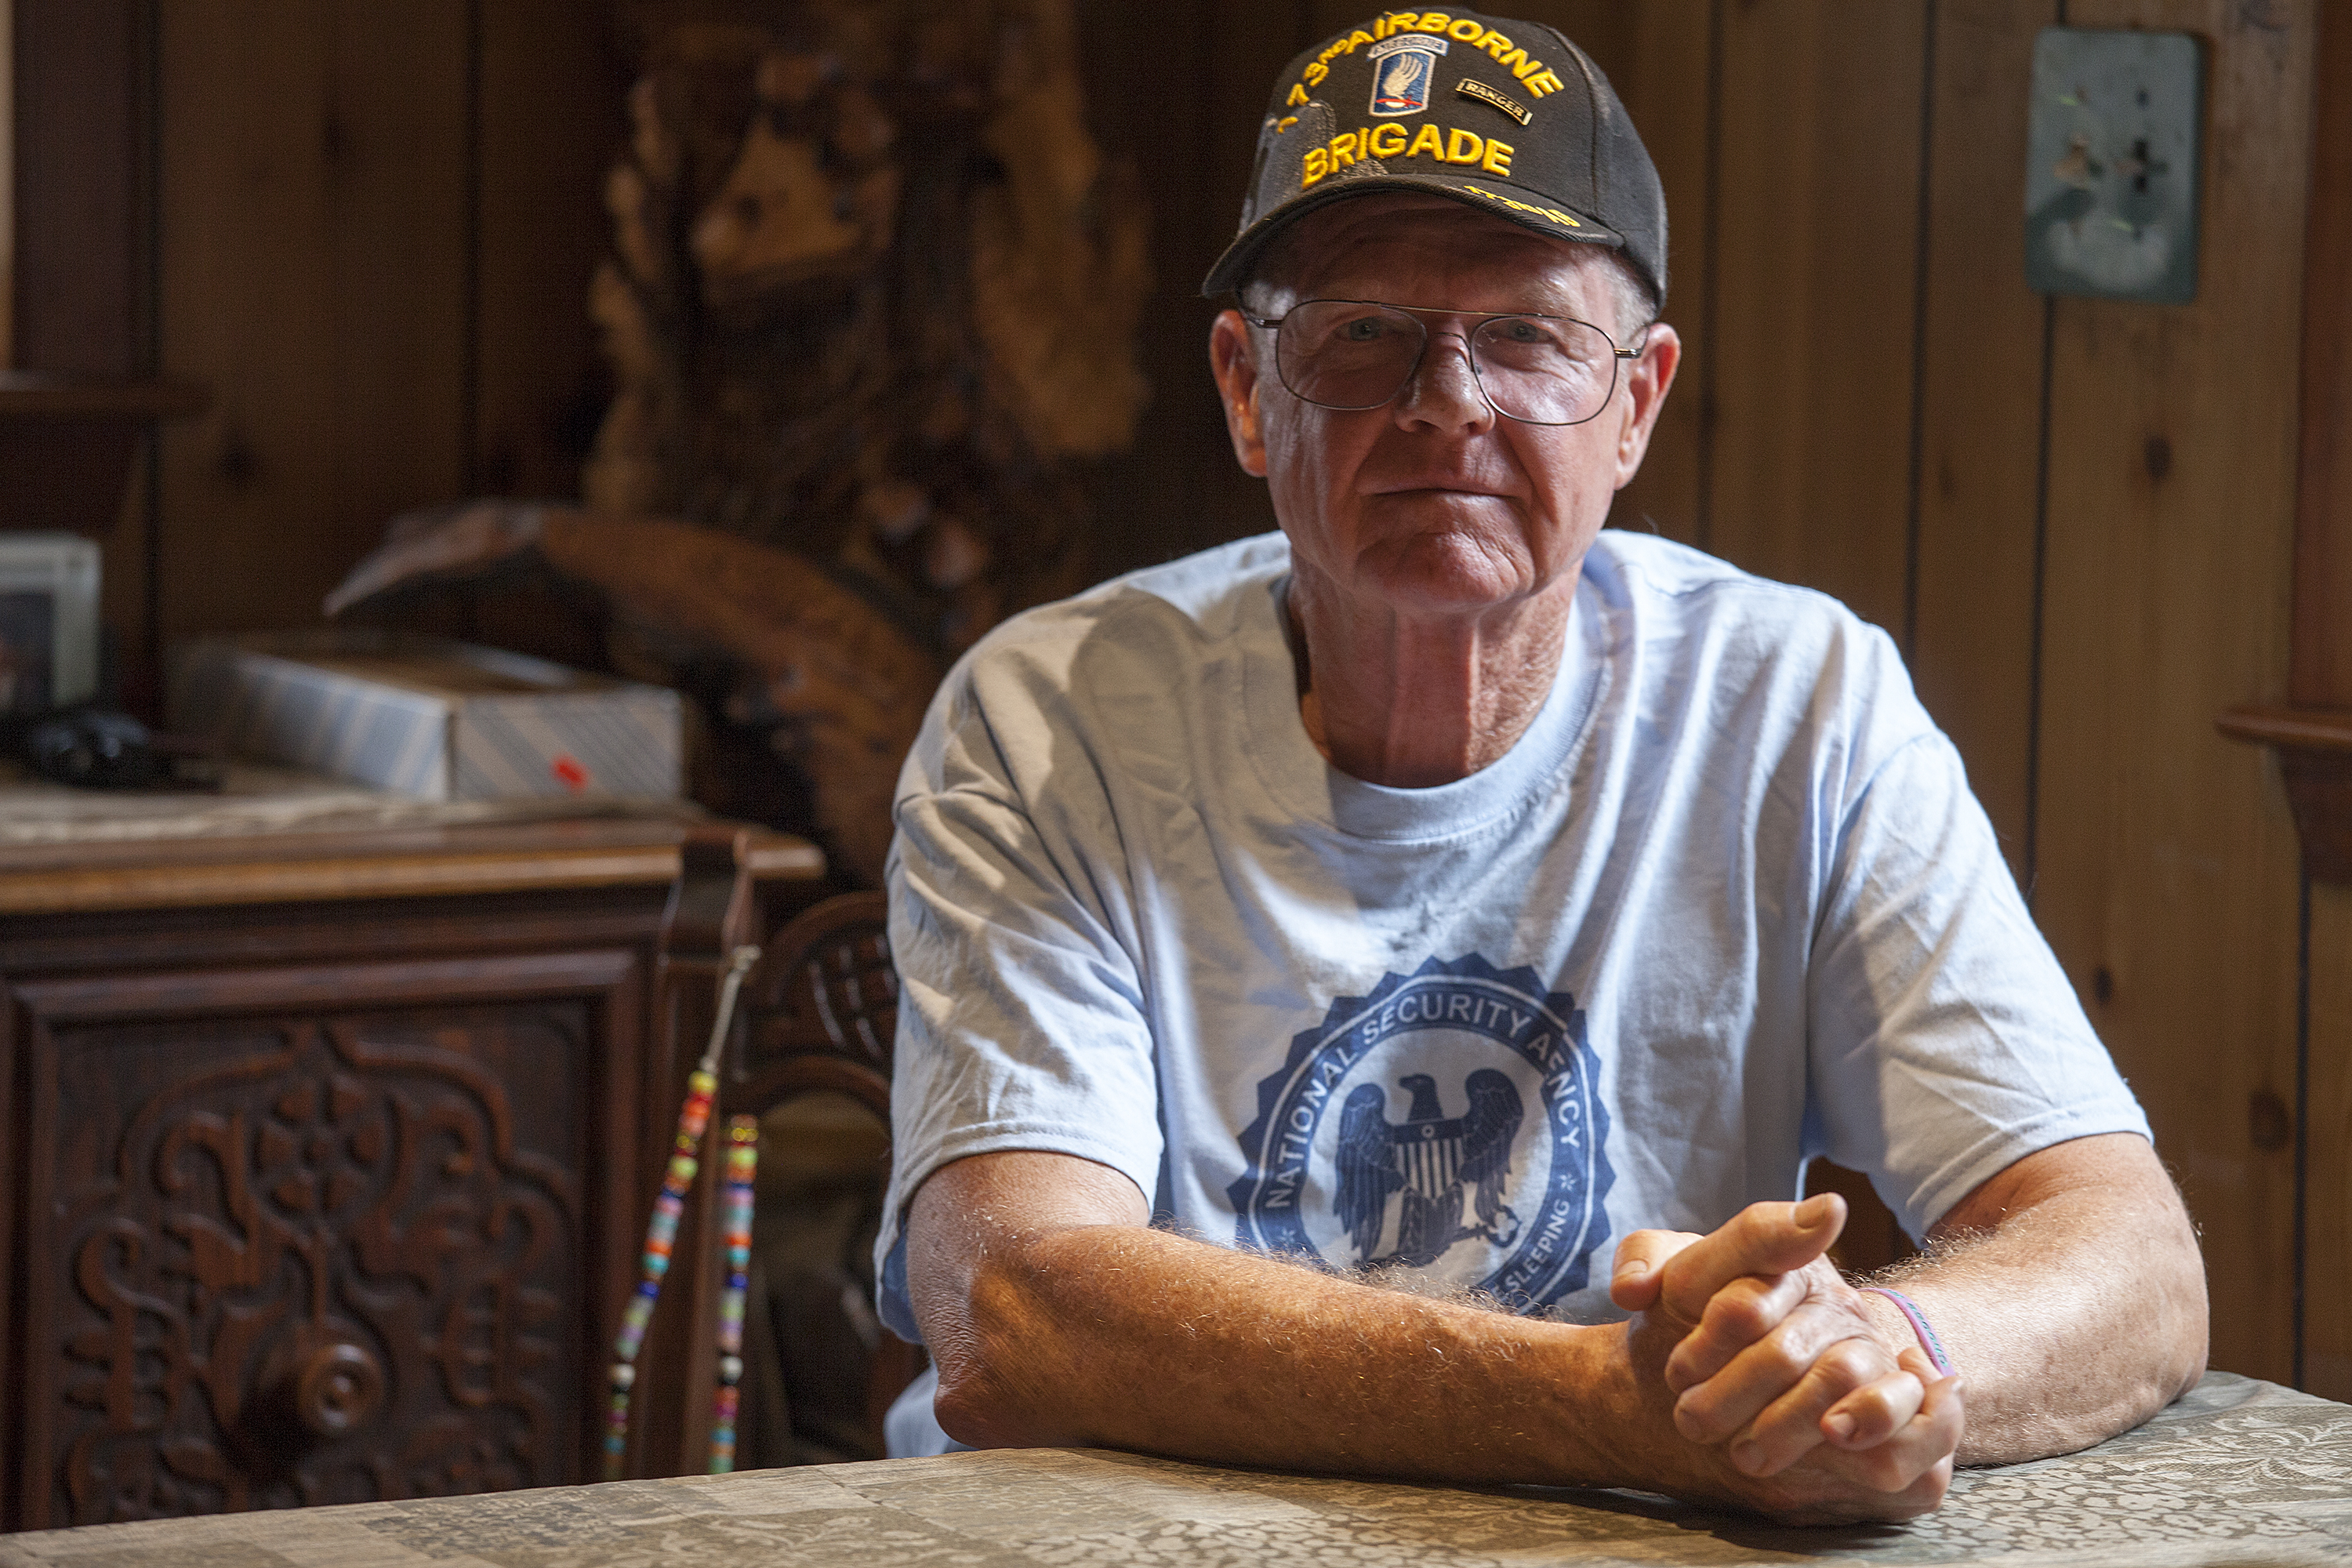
1804, 690, 2151, 1238
874, 644, 1163, 1343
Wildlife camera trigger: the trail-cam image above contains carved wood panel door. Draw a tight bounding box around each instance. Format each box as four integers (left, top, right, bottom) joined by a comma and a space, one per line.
9, 949, 645, 1529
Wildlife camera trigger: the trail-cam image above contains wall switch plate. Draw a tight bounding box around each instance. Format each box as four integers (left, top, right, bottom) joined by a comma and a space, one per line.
2024, 27, 2203, 305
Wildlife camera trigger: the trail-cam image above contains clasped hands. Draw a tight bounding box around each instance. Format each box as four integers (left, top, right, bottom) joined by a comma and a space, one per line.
1607, 1193, 1965, 1523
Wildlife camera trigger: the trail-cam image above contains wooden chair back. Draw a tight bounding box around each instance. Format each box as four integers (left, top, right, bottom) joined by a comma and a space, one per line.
731, 891, 896, 1125
641, 872, 922, 1477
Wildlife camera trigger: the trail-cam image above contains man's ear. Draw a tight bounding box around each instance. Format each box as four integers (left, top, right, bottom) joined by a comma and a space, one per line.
1611, 321, 1682, 490
1209, 309, 1269, 479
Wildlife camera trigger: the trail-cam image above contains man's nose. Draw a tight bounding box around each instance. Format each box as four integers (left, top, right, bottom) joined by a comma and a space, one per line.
1396, 332, 1496, 431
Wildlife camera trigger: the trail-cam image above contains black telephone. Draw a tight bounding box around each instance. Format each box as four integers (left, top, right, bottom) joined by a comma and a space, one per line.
21, 710, 220, 789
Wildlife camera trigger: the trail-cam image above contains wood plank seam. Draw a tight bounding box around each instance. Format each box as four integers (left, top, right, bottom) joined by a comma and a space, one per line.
1901, 0, 1942, 665
2296, 866, 2311, 1388
2026, 290, 2056, 904
1693, 0, 1726, 554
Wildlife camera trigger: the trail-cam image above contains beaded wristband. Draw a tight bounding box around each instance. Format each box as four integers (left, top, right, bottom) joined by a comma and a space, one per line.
603, 945, 762, 1482
1859, 1286, 1956, 1377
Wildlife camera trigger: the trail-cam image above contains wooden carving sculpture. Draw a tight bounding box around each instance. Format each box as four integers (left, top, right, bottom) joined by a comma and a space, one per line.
326, 0, 1150, 885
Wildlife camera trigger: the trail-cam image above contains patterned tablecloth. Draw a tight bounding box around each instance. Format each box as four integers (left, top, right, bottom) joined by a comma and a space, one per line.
4, 1372, 2347, 1566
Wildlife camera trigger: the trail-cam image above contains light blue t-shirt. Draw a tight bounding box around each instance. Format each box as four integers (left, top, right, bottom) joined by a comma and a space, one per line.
875, 530, 2149, 1343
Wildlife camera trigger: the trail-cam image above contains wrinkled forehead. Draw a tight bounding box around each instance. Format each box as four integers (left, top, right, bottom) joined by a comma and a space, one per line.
1253, 191, 1614, 313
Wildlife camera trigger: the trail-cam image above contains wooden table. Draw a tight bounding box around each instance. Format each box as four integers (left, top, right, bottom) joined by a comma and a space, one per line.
2, 1373, 2344, 1566
0, 798, 824, 1531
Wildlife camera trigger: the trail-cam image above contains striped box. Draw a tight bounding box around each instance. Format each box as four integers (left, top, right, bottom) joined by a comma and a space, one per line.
168, 632, 683, 801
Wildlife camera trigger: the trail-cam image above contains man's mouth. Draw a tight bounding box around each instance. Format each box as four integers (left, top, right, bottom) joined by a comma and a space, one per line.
1366, 483, 1515, 500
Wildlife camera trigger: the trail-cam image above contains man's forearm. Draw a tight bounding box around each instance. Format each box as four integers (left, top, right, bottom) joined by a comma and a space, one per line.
936, 1217, 1628, 1484
1859, 1133, 2207, 1465
907, 1151, 1958, 1523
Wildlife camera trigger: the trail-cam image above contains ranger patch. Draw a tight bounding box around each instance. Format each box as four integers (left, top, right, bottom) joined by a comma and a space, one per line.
1457, 76, 1533, 125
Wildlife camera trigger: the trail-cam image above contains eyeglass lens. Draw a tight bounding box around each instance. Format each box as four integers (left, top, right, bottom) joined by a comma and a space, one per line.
1273, 302, 1619, 425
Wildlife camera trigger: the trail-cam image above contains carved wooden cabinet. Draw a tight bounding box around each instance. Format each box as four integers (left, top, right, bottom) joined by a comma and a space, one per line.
0, 817, 822, 1530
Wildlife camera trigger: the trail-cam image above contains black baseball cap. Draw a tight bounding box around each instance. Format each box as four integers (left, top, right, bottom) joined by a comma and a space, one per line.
1201, 9, 1667, 308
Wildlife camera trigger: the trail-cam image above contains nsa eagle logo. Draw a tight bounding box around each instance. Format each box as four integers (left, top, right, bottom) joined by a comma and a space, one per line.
1338, 1069, 1523, 1266
1228, 955, 1613, 1308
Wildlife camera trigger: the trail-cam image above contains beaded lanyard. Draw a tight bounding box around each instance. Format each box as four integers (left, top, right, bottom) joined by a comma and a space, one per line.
709, 1112, 760, 1471
604, 945, 762, 1481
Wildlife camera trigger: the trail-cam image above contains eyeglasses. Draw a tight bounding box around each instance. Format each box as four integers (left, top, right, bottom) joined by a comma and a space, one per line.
1242, 299, 1647, 426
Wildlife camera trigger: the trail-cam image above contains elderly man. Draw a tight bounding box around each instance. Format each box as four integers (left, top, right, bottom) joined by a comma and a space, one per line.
874, 9, 2205, 1523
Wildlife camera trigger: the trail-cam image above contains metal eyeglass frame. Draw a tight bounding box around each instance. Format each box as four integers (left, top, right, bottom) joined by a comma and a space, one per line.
1241, 299, 1652, 427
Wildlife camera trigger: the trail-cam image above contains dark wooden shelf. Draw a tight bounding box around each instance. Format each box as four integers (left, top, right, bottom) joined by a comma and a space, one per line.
0, 372, 207, 419
2218, 706, 2352, 753
0, 372, 209, 535
2220, 706, 2352, 882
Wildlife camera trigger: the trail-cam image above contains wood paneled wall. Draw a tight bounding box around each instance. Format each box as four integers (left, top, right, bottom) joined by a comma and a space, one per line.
1, 3, 14, 366
139, 1, 619, 693
2296, 0, 2352, 1407
1616, 0, 2314, 1387
137, 1, 2328, 1385
2030, 0, 2309, 1390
